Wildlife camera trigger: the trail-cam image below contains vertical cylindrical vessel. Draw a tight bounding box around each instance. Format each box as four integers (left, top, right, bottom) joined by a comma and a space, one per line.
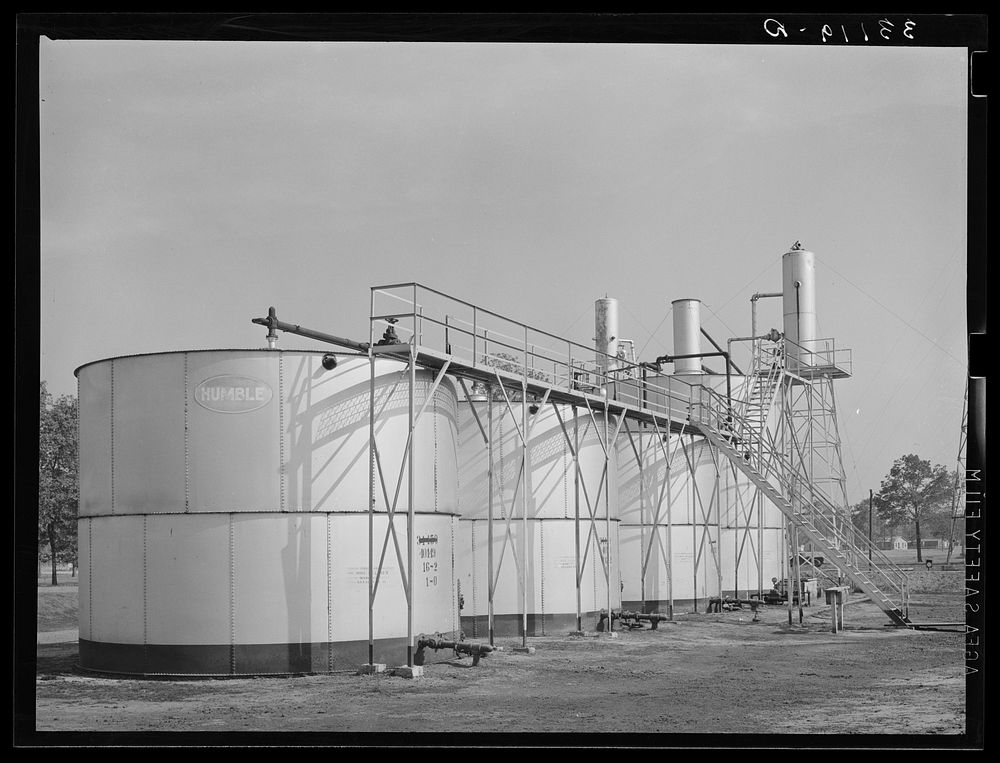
594, 297, 619, 377
782, 247, 817, 370
671, 299, 703, 375
615, 369, 786, 611
616, 423, 671, 613
76, 350, 460, 676
455, 398, 620, 635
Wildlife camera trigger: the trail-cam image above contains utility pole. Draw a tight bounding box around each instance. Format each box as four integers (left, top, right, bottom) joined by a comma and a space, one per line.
868, 489, 873, 573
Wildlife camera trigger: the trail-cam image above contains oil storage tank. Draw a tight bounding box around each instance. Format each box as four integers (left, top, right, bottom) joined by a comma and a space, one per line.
617, 425, 723, 612
717, 372, 786, 597
455, 395, 621, 636
615, 369, 783, 611
76, 350, 460, 676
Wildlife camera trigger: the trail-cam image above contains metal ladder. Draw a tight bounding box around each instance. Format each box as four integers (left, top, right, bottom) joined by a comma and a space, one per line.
733, 338, 784, 443
739, 339, 842, 589
692, 365, 911, 627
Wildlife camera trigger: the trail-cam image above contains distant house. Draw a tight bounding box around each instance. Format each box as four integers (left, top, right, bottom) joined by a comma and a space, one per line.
878, 536, 908, 551
920, 538, 952, 549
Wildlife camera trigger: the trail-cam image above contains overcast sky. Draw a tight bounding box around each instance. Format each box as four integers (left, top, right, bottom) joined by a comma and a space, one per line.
39, 40, 968, 505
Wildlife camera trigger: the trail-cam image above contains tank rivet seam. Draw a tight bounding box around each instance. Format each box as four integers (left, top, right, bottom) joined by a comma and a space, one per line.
540, 519, 545, 635
453, 394, 461, 515
563, 434, 569, 520
88, 520, 93, 637
498, 412, 505, 520
279, 354, 285, 512
433, 392, 439, 513
229, 513, 236, 675
451, 516, 456, 637
470, 519, 477, 638
184, 353, 190, 513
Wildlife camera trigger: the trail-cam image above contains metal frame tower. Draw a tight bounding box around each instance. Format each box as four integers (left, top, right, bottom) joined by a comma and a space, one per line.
945, 381, 968, 565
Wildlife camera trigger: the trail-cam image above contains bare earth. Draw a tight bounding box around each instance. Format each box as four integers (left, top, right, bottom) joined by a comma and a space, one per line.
34, 570, 966, 740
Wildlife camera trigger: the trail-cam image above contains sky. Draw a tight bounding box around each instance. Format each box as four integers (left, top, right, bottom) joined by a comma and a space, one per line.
38, 39, 969, 505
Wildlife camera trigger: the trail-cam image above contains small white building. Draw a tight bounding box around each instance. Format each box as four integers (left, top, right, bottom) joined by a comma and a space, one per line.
878, 536, 908, 550
920, 538, 955, 549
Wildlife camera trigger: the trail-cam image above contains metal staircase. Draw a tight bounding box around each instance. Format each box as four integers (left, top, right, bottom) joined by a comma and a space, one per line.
692, 350, 911, 627
733, 338, 784, 445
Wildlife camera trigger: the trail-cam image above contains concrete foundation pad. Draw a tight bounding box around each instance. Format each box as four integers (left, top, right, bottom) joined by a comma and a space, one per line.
356, 663, 386, 675
511, 646, 536, 655
391, 665, 424, 679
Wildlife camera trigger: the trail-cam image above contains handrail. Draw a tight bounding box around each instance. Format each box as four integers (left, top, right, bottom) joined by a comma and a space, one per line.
727, 333, 852, 377
371, 305, 628, 383
692, 379, 908, 605
370, 282, 704, 420
373, 282, 613, 355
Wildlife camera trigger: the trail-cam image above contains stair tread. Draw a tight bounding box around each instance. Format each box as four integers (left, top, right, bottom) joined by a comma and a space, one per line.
702, 422, 908, 618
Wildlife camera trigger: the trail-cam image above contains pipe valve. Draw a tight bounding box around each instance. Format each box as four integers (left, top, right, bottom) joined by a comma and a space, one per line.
416, 634, 495, 666
252, 306, 281, 349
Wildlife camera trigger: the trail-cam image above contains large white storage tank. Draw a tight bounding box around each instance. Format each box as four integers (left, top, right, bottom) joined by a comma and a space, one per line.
617, 428, 721, 610
76, 350, 461, 676
717, 372, 786, 597
455, 397, 621, 636
616, 371, 785, 610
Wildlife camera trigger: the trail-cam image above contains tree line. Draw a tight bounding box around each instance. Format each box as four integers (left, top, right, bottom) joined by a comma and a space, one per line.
850, 454, 959, 562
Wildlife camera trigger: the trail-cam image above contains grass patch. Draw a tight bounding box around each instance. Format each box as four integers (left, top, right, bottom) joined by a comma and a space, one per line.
37, 582, 79, 632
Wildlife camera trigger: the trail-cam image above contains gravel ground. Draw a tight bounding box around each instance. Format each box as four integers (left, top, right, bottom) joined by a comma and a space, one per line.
32, 574, 969, 741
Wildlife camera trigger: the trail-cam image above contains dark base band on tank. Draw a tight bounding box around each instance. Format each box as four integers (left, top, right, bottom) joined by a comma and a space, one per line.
667, 598, 712, 612
461, 611, 613, 637
621, 599, 675, 616
622, 598, 729, 614
79, 635, 459, 677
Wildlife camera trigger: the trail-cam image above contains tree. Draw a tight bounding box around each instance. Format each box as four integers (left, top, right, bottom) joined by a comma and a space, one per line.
39, 382, 79, 586
849, 498, 874, 543
872, 454, 951, 562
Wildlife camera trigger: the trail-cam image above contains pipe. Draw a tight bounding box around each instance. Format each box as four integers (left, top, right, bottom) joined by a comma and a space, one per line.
705, 597, 768, 622
416, 635, 495, 666
600, 609, 671, 630
750, 292, 782, 338
655, 350, 734, 423
726, 330, 782, 378
252, 307, 371, 352
701, 328, 744, 376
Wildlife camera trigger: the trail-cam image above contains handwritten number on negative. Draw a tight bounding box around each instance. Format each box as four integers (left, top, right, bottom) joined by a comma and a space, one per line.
765, 17, 915, 43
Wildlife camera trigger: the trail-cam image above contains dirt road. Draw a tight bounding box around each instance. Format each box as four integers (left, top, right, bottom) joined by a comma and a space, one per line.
35, 579, 966, 738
